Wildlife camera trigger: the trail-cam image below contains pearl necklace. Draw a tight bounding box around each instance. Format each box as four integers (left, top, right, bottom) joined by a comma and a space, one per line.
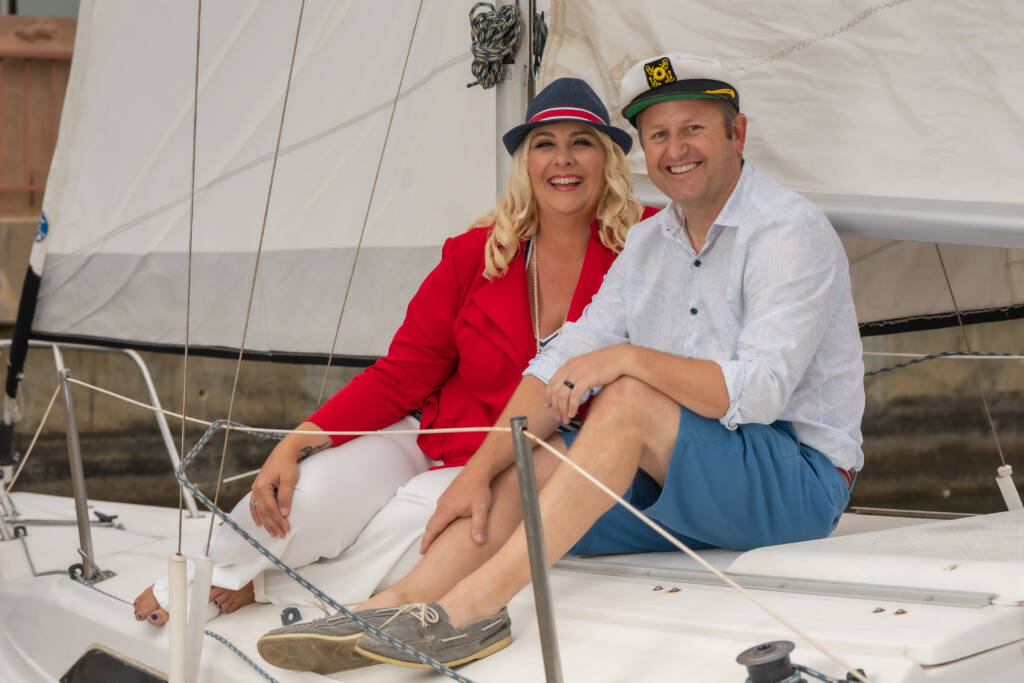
529, 235, 566, 355
530, 236, 542, 354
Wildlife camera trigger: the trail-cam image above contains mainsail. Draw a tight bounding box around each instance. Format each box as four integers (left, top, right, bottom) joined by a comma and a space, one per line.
540, 0, 1024, 333
6, 0, 1024, 383
21, 0, 497, 363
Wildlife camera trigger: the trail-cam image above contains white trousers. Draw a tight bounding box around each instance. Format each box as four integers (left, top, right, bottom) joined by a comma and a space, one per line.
153, 417, 460, 617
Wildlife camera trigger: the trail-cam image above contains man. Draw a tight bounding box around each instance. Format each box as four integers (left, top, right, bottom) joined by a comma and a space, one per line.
348, 53, 865, 668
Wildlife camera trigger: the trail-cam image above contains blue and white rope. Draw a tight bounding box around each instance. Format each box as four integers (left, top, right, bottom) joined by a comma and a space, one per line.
865, 349, 1019, 377
70, 571, 280, 683
467, 2, 520, 88
179, 419, 473, 683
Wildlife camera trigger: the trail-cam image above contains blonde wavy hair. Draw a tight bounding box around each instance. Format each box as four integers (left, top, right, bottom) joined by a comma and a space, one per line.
475, 126, 643, 280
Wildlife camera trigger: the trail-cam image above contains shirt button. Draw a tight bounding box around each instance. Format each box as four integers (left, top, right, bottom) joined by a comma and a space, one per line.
690, 307, 698, 315
694, 259, 702, 267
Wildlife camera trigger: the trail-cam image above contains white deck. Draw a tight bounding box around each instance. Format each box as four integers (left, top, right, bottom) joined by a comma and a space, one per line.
2, 492, 1023, 682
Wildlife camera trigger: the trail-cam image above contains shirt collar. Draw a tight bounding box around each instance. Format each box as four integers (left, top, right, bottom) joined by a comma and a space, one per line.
712, 161, 755, 229
661, 162, 755, 241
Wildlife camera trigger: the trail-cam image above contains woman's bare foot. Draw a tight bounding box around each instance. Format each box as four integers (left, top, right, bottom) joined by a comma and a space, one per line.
209, 581, 255, 613
133, 585, 169, 626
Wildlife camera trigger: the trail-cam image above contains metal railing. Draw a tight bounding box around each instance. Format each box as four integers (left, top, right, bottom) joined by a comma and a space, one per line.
1, 339, 202, 570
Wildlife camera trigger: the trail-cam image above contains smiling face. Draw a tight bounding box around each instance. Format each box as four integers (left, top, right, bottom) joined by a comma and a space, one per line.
637, 98, 746, 219
526, 121, 608, 224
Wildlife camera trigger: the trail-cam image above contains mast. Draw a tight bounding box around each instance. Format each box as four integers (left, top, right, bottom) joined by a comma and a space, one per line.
494, 0, 534, 200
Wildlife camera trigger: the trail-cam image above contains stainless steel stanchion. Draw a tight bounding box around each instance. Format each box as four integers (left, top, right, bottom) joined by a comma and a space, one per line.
55, 357, 112, 583
510, 416, 564, 683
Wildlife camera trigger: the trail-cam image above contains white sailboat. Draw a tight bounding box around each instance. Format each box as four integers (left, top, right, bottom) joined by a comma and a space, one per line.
1, 1, 1022, 681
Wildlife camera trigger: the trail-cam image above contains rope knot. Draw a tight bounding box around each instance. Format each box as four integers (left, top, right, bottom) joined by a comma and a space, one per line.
467, 2, 521, 89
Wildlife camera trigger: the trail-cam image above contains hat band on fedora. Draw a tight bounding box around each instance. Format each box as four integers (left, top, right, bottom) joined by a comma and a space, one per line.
528, 106, 607, 126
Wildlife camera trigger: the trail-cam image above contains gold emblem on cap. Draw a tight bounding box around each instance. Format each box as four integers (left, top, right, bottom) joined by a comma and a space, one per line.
644, 58, 676, 89
704, 88, 736, 98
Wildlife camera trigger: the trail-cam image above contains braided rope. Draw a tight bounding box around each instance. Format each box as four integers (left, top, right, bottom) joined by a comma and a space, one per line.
179, 420, 472, 682
733, 0, 913, 73
467, 2, 520, 88
69, 573, 280, 682
203, 630, 280, 683
864, 349, 1020, 377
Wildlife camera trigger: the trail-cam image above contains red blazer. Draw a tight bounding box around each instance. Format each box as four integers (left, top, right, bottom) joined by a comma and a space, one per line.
309, 209, 658, 468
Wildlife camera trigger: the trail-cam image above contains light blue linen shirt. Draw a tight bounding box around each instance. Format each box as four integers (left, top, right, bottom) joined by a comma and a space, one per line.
525, 163, 865, 470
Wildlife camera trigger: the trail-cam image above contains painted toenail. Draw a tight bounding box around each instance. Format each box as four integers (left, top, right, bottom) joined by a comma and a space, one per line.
149, 614, 159, 621
135, 613, 143, 620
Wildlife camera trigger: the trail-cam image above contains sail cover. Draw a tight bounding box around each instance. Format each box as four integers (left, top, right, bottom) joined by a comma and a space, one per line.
540, 0, 1024, 333
28, 0, 496, 361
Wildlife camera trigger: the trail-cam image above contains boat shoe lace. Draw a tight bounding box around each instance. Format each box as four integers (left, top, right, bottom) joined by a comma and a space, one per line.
256, 606, 401, 674
353, 601, 512, 668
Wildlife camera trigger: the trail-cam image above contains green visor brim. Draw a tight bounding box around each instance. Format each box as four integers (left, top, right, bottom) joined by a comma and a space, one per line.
624, 93, 737, 121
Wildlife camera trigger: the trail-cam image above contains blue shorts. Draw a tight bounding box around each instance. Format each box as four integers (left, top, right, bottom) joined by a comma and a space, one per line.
563, 407, 852, 555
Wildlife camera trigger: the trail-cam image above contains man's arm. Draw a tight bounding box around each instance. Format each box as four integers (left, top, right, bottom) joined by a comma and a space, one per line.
419, 376, 561, 552
719, 213, 850, 428
547, 344, 729, 424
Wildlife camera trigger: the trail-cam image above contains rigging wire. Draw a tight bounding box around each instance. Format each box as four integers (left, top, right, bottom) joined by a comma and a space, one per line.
933, 244, 1007, 467
522, 429, 871, 683
63, 376, 503, 437
0, 383, 60, 500
48, 370, 870, 681
864, 349, 1022, 377
205, 0, 307, 555
179, 0, 202, 556
733, 0, 913, 73
315, 0, 426, 408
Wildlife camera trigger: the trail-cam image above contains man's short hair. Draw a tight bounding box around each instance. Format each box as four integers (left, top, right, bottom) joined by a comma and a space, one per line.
636, 99, 738, 142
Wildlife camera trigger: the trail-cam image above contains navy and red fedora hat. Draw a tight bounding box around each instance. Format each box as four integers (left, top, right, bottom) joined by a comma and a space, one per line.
502, 77, 633, 156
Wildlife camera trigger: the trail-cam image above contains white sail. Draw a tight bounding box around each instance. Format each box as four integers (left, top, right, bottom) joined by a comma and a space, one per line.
541, 0, 1024, 331
29, 0, 496, 360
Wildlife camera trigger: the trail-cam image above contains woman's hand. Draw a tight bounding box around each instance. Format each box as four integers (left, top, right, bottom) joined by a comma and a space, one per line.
547, 345, 632, 424
420, 468, 493, 553
249, 423, 332, 539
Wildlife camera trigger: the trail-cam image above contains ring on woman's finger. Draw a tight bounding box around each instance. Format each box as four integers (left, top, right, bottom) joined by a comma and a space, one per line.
250, 500, 258, 509
563, 379, 575, 390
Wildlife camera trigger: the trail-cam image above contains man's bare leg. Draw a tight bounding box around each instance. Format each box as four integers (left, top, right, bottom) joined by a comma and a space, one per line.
360, 436, 565, 610
435, 376, 681, 626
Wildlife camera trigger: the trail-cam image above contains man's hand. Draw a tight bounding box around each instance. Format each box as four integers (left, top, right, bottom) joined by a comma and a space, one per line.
547, 345, 632, 423
420, 468, 493, 553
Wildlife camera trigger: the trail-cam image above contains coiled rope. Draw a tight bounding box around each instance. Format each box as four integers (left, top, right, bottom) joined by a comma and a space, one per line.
467, 2, 521, 88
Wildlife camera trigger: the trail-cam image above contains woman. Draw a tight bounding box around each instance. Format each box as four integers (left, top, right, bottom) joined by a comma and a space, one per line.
133, 77, 653, 629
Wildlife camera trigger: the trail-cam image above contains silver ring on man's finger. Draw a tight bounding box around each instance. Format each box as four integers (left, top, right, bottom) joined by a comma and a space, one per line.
563, 379, 575, 390
250, 500, 258, 509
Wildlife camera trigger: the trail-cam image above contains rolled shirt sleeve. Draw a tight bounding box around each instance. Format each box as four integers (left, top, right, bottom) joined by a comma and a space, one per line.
718, 208, 847, 429
521, 163, 863, 468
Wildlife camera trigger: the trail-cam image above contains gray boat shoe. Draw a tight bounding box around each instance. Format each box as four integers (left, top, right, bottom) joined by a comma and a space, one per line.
353, 601, 512, 669
256, 606, 401, 674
